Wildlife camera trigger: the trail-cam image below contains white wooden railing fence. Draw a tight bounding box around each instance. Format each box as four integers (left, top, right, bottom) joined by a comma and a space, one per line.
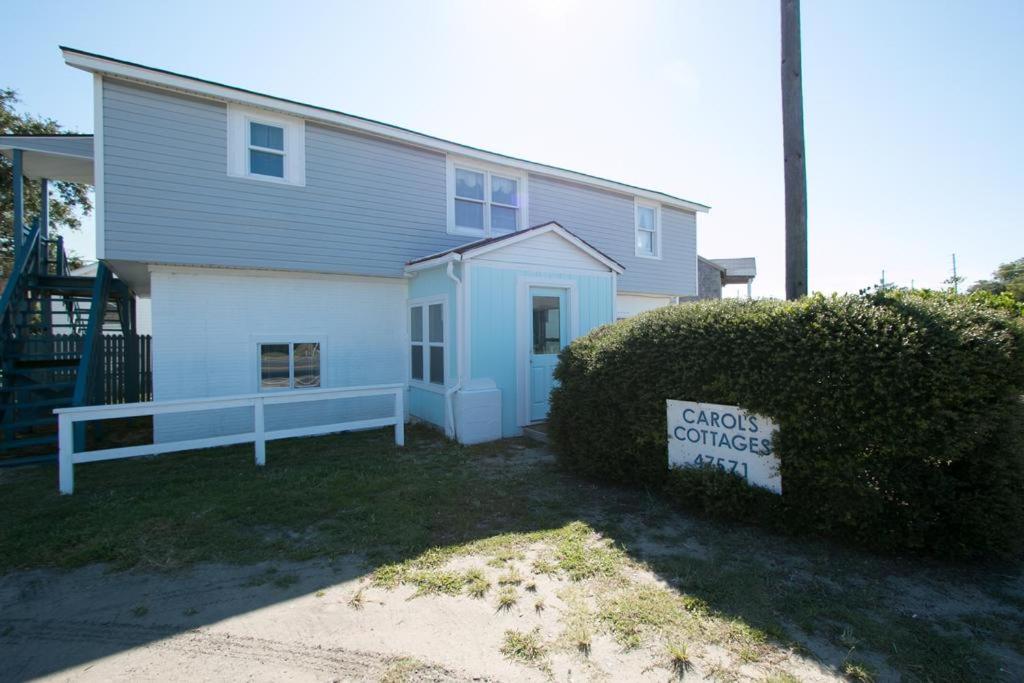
54, 383, 405, 494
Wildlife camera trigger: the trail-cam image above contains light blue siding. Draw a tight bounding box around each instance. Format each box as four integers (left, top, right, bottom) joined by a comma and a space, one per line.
527, 174, 697, 296
469, 264, 614, 436
407, 263, 460, 430
102, 79, 475, 277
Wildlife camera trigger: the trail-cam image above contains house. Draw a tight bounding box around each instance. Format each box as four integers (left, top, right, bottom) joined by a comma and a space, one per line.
692, 257, 758, 300
2, 46, 722, 450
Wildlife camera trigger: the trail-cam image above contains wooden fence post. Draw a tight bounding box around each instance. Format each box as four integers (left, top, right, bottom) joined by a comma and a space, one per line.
394, 389, 405, 447
58, 413, 75, 495
254, 397, 266, 466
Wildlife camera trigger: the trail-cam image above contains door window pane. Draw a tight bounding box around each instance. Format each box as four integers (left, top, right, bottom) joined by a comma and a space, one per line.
293, 343, 320, 388
410, 306, 423, 342
250, 149, 284, 177
250, 122, 284, 150
260, 344, 290, 389
455, 199, 484, 229
455, 168, 485, 199
491, 205, 518, 231
429, 346, 445, 384
428, 304, 444, 343
532, 295, 562, 355
491, 175, 518, 205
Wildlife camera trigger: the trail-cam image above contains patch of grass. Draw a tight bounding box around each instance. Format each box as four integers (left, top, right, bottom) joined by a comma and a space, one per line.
765, 673, 800, 683
531, 557, 558, 576
405, 570, 466, 597
496, 586, 518, 611
841, 658, 876, 682
534, 596, 545, 613
380, 656, 441, 683
465, 568, 489, 599
130, 605, 148, 617
314, 590, 326, 598
667, 642, 691, 677
554, 522, 625, 581
497, 567, 523, 585
599, 584, 692, 650
500, 628, 546, 665
272, 573, 299, 589
348, 588, 365, 610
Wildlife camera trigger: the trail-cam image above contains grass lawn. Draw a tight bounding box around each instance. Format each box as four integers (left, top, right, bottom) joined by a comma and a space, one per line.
1, 425, 1022, 681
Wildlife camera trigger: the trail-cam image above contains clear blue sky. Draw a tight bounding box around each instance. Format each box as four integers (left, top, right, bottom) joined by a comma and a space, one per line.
5, 0, 1022, 297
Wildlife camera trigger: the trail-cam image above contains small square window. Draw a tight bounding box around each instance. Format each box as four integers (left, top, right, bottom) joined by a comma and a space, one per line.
250, 149, 284, 178
250, 122, 284, 150
259, 342, 321, 390
448, 160, 525, 236
228, 104, 304, 186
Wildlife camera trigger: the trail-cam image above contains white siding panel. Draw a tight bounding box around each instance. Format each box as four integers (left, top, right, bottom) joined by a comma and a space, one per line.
616, 294, 673, 319
151, 268, 407, 441
473, 231, 608, 272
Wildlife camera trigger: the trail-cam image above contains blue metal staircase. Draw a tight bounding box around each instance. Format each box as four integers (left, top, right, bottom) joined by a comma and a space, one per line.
0, 220, 140, 465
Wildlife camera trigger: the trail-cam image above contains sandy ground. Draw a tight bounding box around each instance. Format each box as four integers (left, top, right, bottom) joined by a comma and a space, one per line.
0, 554, 841, 682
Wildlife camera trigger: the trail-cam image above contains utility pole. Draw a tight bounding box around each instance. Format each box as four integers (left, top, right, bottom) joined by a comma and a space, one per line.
951, 253, 959, 294
782, 0, 808, 300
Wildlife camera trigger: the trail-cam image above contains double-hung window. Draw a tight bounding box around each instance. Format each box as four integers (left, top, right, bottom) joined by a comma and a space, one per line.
410, 301, 446, 385
248, 121, 285, 178
259, 342, 321, 390
448, 158, 527, 237
227, 104, 306, 186
635, 200, 661, 258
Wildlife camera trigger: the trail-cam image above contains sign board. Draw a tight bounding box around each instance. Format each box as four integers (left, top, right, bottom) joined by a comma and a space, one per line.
666, 400, 781, 494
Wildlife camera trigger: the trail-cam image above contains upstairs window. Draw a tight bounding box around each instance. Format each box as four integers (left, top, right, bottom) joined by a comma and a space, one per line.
259, 342, 321, 390
635, 200, 661, 258
249, 121, 285, 178
448, 157, 528, 237
410, 301, 446, 385
227, 104, 306, 186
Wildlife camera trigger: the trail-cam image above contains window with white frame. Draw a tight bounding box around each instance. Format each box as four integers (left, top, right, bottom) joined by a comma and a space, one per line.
227, 104, 306, 186
448, 158, 526, 237
410, 301, 446, 385
635, 201, 660, 258
259, 342, 321, 390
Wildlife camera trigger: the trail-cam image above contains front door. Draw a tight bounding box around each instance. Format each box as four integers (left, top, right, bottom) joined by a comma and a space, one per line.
528, 287, 568, 422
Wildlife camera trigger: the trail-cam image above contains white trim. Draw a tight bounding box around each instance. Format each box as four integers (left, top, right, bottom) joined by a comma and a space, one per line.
250, 335, 327, 393
446, 155, 529, 238
226, 103, 306, 186
515, 277, 580, 427
56, 384, 405, 494
634, 198, 662, 260
62, 48, 708, 214
93, 74, 105, 260
405, 223, 624, 275
408, 294, 450, 387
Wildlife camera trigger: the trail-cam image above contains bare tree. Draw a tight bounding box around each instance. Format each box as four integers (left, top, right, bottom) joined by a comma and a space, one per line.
781, 0, 808, 299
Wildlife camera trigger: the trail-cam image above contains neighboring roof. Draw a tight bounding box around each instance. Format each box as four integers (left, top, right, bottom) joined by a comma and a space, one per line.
0, 135, 94, 184
708, 257, 757, 284
406, 221, 625, 274
61, 46, 709, 214
698, 256, 726, 272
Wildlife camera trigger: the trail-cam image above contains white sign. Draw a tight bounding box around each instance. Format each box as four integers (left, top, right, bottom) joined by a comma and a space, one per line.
666, 400, 781, 494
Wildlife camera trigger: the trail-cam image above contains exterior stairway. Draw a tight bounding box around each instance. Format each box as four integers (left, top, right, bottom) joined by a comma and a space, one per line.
0, 219, 139, 465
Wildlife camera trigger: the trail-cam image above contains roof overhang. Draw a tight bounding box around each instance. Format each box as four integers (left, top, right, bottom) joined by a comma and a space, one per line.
0, 135, 94, 184
707, 257, 757, 284
405, 222, 625, 275
61, 46, 709, 214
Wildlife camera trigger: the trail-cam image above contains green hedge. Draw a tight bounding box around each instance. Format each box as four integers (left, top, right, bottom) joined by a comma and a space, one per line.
548, 292, 1024, 558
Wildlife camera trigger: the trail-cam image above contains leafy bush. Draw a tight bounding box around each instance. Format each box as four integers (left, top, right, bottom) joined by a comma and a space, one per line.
548, 292, 1024, 558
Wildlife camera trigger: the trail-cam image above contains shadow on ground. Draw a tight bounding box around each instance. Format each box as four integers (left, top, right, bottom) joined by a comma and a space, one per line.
1, 426, 1021, 680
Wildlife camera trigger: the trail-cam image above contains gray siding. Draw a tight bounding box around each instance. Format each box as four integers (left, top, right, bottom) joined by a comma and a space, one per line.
527, 175, 697, 296
697, 259, 724, 299
103, 79, 697, 292
103, 79, 471, 276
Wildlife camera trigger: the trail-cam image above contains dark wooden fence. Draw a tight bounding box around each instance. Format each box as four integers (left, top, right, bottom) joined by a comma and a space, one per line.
48, 334, 153, 404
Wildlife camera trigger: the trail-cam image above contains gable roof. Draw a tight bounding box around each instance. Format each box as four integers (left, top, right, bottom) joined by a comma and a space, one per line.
406, 222, 625, 274
61, 46, 709, 214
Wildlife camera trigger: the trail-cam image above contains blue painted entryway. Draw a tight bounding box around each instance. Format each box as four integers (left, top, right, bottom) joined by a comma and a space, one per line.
529, 286, 568, 422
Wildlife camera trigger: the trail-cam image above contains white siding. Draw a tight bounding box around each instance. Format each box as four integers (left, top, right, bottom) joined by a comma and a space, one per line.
616, 294, 673, 319
151, 267, 407, 441
473, 231, 609, 272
